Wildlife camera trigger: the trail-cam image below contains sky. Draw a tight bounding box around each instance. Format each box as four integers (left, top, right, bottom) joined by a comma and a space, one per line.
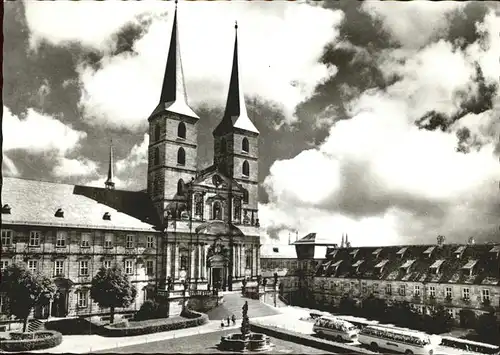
3, 0, 500, 247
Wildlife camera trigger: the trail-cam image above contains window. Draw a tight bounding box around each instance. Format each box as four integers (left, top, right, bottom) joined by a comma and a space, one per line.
177, 122, 186, 139
233, 198, 241, 221
177, 179, 184, 196
126, 235, 134, 249
242, 137, 249, 153
154, 147, 160, 166
29, 231, 41, 246
77, 290, 88, 308
0, 260, 9, 271
242, 160, 249, 177
1, 230, 12, 246
399, 284, 406, 296
414, 285, 420, 296
445, 287, 452, 299
482, 289, 490, 302
79, 260, 89, 276
146, 260, 154, 275
212, 201, 222, 220
194, 194, 203, 218
177, 147, 185, 166
54, 260, 64, 276
429, 286, 436, 298
104, 233, 114, 248
28, 260, 38, 274
180, 249, 188, 271
154, 123, 161, 141
56, 231, 67, 247
385, 284, 392, 295
245, 249, 252, 269
124, 260, 134, 275
81, 233, 90, 248
103, 260, 112, 269
146, 236, 155, 249
0, 294, 5, 313
462, 287, 470, 300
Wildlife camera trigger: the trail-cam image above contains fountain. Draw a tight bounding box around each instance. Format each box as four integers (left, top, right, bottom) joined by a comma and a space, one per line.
218, 301, 272, 352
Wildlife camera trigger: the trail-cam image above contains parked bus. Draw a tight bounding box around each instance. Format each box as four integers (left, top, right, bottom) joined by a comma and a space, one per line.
440, 336, 500, 354
358, 325, 435, 355
313, 316, 359, 342
337, 315, 379, 329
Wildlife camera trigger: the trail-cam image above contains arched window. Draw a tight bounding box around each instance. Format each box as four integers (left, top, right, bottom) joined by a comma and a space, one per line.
220, 138, 226, 154
233, 198, 241, 221
194, 194, 203, 218
154, 147, 160, 166
242, 160, 250, 177
177, 179, 184, 196
242, 137, 249, 153
177, 147, 186, 166
154, 123, 161, 142
212, 201, 222, 220
177, 122, 186, 139
179, 248, 188, 270
242, 189, 249, 204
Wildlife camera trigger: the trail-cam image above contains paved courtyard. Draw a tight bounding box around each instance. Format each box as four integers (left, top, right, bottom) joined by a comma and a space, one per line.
94, 328, 328, 354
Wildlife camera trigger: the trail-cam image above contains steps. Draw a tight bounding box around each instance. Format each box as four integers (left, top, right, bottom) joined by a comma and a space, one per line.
27, 319, 44, 332
207, 293, 280, 320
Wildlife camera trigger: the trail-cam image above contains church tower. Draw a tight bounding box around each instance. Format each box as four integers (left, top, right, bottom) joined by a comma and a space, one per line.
147, 1, 199, 221
213, 22, 260, 225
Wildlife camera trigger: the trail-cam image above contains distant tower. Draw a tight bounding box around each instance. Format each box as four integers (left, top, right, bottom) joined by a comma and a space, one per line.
345, 234, 351, 248
340, 234, 345, 248
288, 232, 291, 245
146, 1, 200, 221
212, 21, 260, 224
105, 141, 115, 190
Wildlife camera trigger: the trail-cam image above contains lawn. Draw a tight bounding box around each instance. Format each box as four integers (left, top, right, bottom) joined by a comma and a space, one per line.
115, 316, 185, 328
95, 328, 328, 354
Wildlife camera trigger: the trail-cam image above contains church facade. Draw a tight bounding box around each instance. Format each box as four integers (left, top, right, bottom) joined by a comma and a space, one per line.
0, 3, 260, 321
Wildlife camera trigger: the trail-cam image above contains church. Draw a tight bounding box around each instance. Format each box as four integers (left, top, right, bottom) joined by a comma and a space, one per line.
1, 2, 260, 319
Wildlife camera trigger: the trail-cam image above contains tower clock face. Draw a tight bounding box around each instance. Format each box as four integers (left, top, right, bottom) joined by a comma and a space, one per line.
212, 174, 222, 187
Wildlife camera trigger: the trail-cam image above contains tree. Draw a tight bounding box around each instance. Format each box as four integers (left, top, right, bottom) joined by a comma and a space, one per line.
361, 295, 388, 321
429, 306, 454, 334
338, 295, 358, 315
475, 312, 500, 345
0, 263, 56, 332
90, 266, 137, 324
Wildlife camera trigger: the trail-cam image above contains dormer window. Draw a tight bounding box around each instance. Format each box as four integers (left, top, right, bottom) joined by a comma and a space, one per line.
423, 246, 435, 258
489, 246, 500, 259
103, 212, 111, 221
273, 247, 279, 253
399, 259, 415, 274
429, 259, 445, 275
350, 249, 359, 259
352, 260, 364, 273
330, 260, 342, 276
396, 247, 408, 259
454, 246, 466, 259
55, 208, 64, 218
374, 259, 389, 274
372, 248, 382, 259
461, 259, 478, 277
327, 249, 338, 259
2, 204, 11, 214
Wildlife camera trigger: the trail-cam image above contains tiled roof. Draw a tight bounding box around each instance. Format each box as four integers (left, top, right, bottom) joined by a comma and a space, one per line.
315, 243, 500, 285
1, 177, 159, 232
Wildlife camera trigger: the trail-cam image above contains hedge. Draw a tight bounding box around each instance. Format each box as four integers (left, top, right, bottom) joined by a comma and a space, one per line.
0, 330, 63, 352
101, 309, 208, 337
249, 323, 376, 354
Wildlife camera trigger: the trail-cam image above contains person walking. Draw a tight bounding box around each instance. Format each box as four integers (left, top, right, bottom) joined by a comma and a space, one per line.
226, 316, 231, 326
231, 314, 236, 325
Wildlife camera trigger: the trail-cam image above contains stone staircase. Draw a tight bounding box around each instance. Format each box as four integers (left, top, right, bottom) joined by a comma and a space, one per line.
207, 292, 280, 320
27, 319, 44, 332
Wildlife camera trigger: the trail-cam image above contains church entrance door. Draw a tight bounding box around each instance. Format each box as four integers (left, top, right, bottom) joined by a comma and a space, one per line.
212, 267, 223, 290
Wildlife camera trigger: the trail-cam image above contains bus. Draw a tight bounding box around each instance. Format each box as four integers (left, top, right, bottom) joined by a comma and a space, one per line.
313, 316, 359, 342
358, 325, 435, 355
337, 315, 379, 329
440, 336, 500, 354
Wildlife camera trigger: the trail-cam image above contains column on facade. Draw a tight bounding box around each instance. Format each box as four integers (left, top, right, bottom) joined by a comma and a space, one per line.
190, 244, 196, 279
234, 243, 239, 278
239, 244, 244, 277
198, 244, 203, 280
256, 244, 260, 276
174, 243, 179, 279
253, 244, 257, 277
166, 243, 172, 280
203, 243, 209, 279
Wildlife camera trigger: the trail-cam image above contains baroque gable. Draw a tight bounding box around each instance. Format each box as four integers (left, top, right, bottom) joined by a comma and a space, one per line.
189, 165, 245, 195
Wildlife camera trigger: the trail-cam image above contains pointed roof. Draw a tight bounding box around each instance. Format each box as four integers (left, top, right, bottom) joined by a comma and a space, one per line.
213, 22, 259, 136
150, 2, 199, 120
105, 141, 115, 190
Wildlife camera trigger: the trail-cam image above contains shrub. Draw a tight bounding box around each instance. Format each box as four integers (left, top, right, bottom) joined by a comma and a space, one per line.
102, 309, 208, 337
0, 330, 63, 352
134, 299, 169, 321
45, 317, 104, 335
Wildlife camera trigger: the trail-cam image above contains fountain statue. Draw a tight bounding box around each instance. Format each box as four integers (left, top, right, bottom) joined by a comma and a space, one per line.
217, 301, 272, 352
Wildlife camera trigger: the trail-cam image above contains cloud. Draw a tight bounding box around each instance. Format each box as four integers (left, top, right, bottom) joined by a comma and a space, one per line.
116, 133, 149, 173
362, 1, 466, 48
25, 1, 343, 130
260, 10, 500, 246
3, 106, 86, 154
52, 157, 98, 177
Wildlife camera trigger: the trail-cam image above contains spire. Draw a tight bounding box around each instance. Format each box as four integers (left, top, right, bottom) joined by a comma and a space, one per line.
213, 21, 259, 136
105, 140, 115, 190
345, 234, 350, 248
151, 0, 199, 119
341, 234, 345, 248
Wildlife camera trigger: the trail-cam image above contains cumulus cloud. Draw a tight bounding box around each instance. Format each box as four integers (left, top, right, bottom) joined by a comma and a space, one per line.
24, 1, 343, 130
116, 133, 149, 173
260, 9, 500, 246
52, 157, 98, 177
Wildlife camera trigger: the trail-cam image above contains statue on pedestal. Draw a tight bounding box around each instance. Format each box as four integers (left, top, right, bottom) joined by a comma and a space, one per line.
240, 301, 250, 337
167, 276, 173, 291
